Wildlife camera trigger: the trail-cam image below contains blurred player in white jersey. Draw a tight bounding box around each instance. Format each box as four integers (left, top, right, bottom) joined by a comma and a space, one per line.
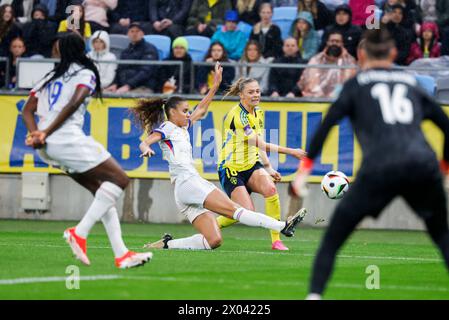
130, 62, 306, 251
22, 33, 152, 269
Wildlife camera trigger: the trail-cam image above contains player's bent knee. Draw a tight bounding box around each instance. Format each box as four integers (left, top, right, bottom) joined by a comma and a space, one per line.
263, 185, 278, 198
207, 235, 223, 249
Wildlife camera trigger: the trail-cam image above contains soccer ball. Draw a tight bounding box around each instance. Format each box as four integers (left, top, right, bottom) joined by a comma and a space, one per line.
321, 171, 349, 200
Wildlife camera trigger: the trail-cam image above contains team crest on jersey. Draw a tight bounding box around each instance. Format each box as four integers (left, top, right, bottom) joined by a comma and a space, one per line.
230, 177, 238, 185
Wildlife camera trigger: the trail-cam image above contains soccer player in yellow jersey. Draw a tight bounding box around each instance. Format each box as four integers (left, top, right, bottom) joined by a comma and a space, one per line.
217, 78, 307, 250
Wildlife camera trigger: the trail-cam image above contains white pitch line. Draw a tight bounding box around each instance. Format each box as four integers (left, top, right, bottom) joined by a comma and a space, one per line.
0, 275, 122, 285
0, 243, 443, 263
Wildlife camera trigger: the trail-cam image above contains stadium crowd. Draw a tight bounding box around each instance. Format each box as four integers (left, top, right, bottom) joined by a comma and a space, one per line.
0, 0, 448, 97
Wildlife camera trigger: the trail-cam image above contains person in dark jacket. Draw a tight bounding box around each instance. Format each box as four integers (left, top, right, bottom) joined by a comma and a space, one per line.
148, 0, 191, 40
268, 37, 305, 97
185, 0, 232, 37
109, 0, 151, 34
0, 4, 22, 57
233, 0, 266, 25
22, 4, 57, 57
297, 0, 332, 30
105, 22, 159, 93
249, 2, 282, 59
319, 4, 362, 59
381, 4, 412, 65
437, 0, 449, 55
157, 36, 192, 94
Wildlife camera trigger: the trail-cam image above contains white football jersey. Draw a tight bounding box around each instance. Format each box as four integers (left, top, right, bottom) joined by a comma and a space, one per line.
154, 121, 199, 183
31, 63, 96, 142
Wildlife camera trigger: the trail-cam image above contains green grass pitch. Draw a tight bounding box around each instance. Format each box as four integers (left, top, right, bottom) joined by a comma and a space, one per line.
0, 219, 448, 300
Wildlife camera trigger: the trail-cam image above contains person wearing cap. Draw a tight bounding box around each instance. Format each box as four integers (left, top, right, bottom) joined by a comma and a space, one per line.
22, 3, 57, 58
186, 0, 232, 38
148, 0, 191, 40
210, 10, 247, 60
406, 21, 441, 65
157, 36, 193, 94
320, 4, 362, 58
105, 22, 159, 94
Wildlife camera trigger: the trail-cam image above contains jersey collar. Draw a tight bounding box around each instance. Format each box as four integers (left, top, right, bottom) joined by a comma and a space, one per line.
239, 103, 249, 115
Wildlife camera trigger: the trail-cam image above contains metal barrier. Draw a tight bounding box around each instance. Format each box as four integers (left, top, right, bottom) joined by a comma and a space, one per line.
15, 58, 184, 93
0, 57, 10, 89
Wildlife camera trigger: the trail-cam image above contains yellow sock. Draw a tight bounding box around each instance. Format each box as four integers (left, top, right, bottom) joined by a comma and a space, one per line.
216, 216, 237, 229
266, 194, 281, 243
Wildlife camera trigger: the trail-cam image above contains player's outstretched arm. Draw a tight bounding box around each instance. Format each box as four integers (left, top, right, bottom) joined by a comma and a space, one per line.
248, 134, 306, 160
139, 132, 163, 158
189, 62, 223, 124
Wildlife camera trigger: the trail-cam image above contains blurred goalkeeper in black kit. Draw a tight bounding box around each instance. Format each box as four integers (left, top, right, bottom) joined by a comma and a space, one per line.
291, 29, 449, 300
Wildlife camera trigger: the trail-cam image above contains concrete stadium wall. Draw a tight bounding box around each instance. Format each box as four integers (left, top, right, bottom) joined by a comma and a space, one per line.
1, 173, 444, 231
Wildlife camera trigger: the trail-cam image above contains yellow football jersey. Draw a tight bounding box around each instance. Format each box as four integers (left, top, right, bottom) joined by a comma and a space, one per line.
218, 103, 265, 172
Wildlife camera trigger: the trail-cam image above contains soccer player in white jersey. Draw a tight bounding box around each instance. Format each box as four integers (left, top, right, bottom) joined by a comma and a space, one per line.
22, 33, 152, 269
130, 62, 307, 250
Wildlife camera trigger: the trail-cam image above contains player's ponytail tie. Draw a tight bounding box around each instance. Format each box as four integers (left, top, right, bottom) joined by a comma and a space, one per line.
440, 160, 449, 175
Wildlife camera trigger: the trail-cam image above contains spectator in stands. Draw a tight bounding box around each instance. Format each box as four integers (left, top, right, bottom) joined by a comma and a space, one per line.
419, 0, 437, 23
157, 36, 192, 94
211, 10, 247, 60
87, 30, 117, 88
36, 0, 57, 21
268, 37, 305, 97
83, 0, 117, 33
0, 4, 22, 57
57, 3, 91, 38
148, 0, 191, 40
437, 0, 449, 56
235, 40, 273, 94
10, 0, 36, 25
270, 0, 297, 6
297, 0, 333, 30
49, 0, 78, 23
186, 0, 232, 38
0, 36, 26, 88
290, 11, 319, 61
196, 41, 235, 94
381, 4, 412, 65
349, 0, 374, 28
382, 0, 417, 30
298, 30, 357, 98
105, 22, 159, 94
320, 4, 361, 59
249, 2, 283, 59
234, 0, 265, 25
406, 21, 441, 65
22, 3, 57, 58
110, 0, 151, 34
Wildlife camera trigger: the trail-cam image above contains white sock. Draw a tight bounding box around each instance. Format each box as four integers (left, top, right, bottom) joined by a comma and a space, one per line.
305, 293, 322, 300
76, 182, 123, 238
101, 207, 128, 258
167, 234, 211, 250
233, 208, 286, 232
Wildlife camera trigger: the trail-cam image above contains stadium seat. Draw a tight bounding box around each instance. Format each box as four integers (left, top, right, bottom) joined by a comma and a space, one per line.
144, 35, 171, 60
183, 36, 211, 62
436, 77, 449, 101
415, 75, 436, 96
272, 6, 297, 40
109, 34, 130, 58
237, 21, 253, 39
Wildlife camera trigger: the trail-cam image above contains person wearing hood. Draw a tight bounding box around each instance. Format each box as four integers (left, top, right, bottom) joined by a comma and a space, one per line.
87, 30, 117, 88
290, 11, 320, 61
22, 4, 57, 58
157, 37, 192, 94
320, 4, 362, 59
406, 21, 441, 65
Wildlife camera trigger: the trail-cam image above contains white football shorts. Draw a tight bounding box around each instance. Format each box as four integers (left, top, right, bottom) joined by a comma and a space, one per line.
38, 134, 111, 174
174, 175, 217, 223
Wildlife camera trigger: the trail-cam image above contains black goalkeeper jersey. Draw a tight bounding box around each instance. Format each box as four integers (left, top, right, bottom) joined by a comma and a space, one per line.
308, 68, 449, 171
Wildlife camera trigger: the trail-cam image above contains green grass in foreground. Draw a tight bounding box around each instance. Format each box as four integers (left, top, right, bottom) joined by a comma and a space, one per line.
0, 219, 448, 300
